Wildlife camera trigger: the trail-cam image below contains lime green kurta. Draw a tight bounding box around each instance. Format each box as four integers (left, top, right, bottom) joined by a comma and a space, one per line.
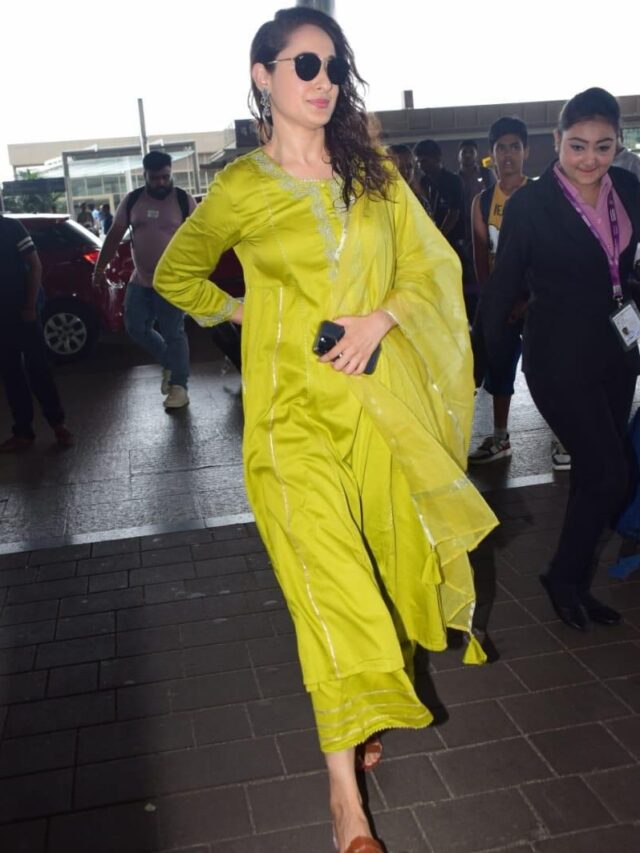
154, 149, 498, 751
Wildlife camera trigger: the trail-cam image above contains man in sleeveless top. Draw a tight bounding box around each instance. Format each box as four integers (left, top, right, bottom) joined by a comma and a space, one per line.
92, 151, 196, 409
468, 117, 532, 464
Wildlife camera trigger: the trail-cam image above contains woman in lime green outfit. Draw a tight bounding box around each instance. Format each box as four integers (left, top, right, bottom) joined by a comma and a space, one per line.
154, 7, 496, 852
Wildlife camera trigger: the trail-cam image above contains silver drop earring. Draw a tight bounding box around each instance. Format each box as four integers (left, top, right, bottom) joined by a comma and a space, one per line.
260, 87, 271, 119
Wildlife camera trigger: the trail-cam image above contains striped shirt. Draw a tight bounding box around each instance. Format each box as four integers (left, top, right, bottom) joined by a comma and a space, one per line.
0, 215, 36, 313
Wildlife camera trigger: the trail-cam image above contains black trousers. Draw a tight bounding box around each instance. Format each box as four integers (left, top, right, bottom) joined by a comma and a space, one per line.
0, 320, 65, 439
526, 366, 637, 592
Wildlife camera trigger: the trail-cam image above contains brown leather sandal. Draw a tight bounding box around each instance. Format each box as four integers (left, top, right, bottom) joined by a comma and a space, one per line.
344, 837, 383, 853
355, 734, 383, 773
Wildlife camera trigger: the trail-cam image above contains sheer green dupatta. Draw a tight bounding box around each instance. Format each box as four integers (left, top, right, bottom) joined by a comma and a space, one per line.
335, 176, 498, 662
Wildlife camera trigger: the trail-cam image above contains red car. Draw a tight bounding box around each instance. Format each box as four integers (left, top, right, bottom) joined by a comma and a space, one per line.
12, 214, 245, 363
10, 214, 130, 363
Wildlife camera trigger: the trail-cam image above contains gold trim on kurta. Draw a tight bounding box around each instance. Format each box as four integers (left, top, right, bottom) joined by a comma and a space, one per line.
153, 150, 498, 753
252, 149, 348, 281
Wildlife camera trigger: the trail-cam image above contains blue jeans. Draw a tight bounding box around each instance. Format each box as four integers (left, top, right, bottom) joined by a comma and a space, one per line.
124, 283, 189, 388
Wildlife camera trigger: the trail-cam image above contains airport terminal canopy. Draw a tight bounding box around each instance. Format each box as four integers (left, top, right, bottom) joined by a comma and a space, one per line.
39, 148, 194, 181
57, 142, 201, 215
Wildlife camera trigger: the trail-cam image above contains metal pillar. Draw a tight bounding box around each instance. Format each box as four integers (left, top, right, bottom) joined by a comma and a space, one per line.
192, 146, 202, 194
296, 0, 335, 15
62, 153, 73, 216
138, 98, 149, 157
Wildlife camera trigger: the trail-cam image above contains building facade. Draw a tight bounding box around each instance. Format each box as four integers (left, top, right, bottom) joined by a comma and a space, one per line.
5, 95, 640, 214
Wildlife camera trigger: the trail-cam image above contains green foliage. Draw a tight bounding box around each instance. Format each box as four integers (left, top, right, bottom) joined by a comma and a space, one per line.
4, 169, 65, 213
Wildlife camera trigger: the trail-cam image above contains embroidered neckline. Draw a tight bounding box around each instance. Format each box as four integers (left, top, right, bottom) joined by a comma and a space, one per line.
252, 147, 336, 185
251, 148, 348, 281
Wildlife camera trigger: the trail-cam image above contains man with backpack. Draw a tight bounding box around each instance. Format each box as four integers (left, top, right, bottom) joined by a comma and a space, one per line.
92, 150, 196, 409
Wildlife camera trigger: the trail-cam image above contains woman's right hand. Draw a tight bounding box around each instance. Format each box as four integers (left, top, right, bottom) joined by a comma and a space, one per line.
319, 310, 395, 375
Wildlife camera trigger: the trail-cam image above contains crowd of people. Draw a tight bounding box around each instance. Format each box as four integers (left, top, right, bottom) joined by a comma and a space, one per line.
77, 200, 113, 236
1, 6, 639, 852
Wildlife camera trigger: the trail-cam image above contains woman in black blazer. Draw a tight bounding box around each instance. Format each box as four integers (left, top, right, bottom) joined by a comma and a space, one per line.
481, 88, 640, 631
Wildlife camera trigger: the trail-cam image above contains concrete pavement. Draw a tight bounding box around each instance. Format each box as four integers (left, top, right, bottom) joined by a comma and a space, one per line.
0, 326, 639, 852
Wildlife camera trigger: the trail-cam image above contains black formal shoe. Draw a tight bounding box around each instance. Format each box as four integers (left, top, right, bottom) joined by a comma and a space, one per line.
579, 594, 622, 626
539, 574, 588, 631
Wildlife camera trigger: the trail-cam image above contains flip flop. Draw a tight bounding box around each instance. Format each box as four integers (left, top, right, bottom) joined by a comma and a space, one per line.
355, 734, 383, 773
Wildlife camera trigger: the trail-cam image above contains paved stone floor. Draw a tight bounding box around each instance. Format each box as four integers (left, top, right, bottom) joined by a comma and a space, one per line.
1, 483, 640, 852
0, 327, 248, 552
1, 326, 640, 851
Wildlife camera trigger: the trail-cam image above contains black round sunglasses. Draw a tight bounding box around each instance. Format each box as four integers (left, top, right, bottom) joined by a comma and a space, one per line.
266, 52, 349, 85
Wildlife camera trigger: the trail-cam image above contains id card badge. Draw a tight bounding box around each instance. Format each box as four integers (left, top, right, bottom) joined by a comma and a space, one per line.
610, 300, 640, 351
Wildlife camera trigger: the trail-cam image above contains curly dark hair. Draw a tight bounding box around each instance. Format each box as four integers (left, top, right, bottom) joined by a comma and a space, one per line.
249, 6, 391, 208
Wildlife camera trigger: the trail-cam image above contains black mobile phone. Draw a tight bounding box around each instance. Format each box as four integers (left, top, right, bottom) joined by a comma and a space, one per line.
312, 320, 381, 375
313, 320, 345, 356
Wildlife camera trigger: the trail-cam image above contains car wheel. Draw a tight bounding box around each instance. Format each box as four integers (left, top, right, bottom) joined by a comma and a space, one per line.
42, 300, 98, 363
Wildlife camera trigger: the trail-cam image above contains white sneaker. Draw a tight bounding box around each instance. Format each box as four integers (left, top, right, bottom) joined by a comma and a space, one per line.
161, 368, 171, 396
468, 434, 512, 464
551, 440, 571, 471
163, 385, 189, 409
